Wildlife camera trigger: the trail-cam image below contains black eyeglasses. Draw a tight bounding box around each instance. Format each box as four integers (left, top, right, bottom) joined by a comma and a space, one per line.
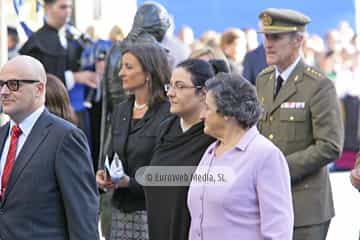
164, 82, 203, 92
0, 79, 40, 92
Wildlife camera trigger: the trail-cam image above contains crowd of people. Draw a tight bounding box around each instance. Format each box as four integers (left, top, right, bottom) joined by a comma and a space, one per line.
1, 0, 360, 240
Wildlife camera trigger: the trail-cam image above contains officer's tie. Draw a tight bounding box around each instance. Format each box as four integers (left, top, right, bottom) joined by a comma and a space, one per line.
274, 75, 284, 99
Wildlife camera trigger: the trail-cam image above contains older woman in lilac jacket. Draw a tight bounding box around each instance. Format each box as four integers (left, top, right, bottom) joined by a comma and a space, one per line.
187, 73, 294, 240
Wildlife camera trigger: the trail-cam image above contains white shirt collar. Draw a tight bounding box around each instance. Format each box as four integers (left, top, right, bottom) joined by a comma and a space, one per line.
275, 56, 301, 83
58, 26, 67, 49
10, 106, 45, 137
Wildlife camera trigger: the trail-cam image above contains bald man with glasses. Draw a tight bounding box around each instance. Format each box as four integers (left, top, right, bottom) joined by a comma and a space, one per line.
0, 55, 99, 240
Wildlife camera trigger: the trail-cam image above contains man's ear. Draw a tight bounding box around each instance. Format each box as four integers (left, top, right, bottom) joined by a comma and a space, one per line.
37, 82, 46, 97
295, 34, 304, 48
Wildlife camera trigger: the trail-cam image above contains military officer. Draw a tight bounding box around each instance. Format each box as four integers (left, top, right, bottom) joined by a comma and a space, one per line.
256, 8, 344, 240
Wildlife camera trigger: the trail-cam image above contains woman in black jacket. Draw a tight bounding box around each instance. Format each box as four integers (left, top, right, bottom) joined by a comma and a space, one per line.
144, 59, 215, 240
96, 43, 171, 240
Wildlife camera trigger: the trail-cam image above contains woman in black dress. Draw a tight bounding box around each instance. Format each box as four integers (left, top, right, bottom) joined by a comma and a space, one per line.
96, 43, 171, 240
144, 59, 215, 240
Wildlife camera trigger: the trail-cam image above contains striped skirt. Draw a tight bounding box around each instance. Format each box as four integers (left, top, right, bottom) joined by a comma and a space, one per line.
110, 207, 149, 240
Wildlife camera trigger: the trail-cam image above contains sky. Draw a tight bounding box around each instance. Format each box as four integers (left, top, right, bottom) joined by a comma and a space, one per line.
137, 0, 356, 38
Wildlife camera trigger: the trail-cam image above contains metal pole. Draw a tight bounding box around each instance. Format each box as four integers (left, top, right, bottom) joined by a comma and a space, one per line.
0, 0, 8, 67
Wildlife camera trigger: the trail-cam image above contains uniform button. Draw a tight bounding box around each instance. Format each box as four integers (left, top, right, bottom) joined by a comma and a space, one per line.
289, 116, 294, 121
304, 184, 309, 188
268, 134, 274, 140
269, 116, 273, 121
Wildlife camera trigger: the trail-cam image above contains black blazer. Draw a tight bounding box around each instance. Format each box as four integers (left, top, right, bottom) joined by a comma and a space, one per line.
19, 23, 82, 85
109, 97, 171, 212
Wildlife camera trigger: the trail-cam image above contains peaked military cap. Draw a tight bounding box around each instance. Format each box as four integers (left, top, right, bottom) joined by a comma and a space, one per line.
258, 8, 311, 33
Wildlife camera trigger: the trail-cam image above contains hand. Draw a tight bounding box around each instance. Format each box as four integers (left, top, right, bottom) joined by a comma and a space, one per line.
96, 170, 115, 190
73, 71, 97, 88
115, 175, 130, 188
95, 60, 105, 77
350, 168, 360, 189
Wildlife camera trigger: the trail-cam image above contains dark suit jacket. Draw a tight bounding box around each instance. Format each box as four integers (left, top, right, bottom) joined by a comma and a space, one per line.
256, 61, 344, 227
19, 23, 82, 85
242, 44, 267, 85
110, 98, 170, 213
0, 110, 99, 240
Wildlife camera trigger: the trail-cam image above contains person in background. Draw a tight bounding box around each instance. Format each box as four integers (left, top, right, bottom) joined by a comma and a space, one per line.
45, 73, 78, 125
190, 46, 230, 74
199, 30, 221, 48
242, 44, 267, 85
96, 43, 171, 240
0, 55, 99, 240
162, 15, 190, 69
208, 59, 230, 74
188, 73, 293, 239
220, 28, 247, 74
243, 28, 259, 52
108, 25, 125, 43
190, 45, 226, 62
19, 0, 97, 142
145, 59, 215, 240
177, 25, 195, 46
7, 26, 19, 60
256, 8, 343, 239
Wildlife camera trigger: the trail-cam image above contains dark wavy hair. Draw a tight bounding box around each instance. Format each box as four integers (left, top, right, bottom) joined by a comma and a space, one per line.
122, 43, 171, 107
205, 73, 262, 129
208, 59, 230, 74
176, 58, 215, 94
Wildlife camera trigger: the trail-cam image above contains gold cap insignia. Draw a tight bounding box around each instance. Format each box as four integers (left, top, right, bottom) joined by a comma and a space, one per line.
262, 13, 272, 26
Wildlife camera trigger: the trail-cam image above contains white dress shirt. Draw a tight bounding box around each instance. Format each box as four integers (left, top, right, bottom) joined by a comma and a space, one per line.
275, 56, 301, 86
0, 106, 45, 190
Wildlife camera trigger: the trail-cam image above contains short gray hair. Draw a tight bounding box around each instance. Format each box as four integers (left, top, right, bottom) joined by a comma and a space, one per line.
205, 73, 262, 129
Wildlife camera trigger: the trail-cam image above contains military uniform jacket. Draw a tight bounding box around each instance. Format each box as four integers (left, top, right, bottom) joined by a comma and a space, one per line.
256, 60, 344, 227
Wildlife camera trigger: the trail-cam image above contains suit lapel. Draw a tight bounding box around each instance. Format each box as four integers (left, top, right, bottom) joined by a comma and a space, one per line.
130, 107, 155, 133
2, 111, 52, 203
115, 101, 132, 159
0, 123, 10, 204
0, 123, 10, 155
269, 61, 304, 115
113, 100, 159, 160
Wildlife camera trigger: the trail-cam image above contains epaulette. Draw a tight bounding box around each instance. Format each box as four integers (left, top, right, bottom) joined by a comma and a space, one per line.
304, 66, 324, 80
258, 66, 275, 76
